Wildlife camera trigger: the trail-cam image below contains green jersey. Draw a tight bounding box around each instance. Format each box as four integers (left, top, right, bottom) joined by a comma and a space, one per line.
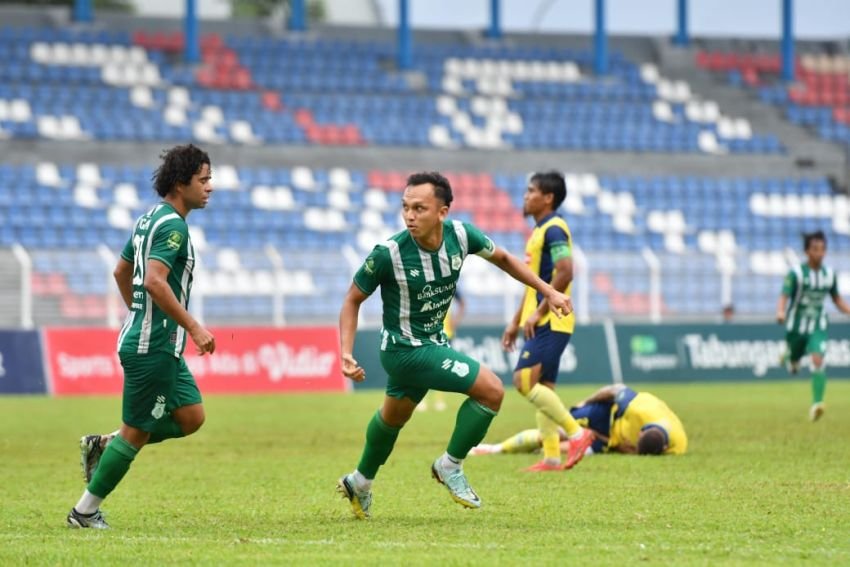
116, 202, 195, 357
782, 263, 838, 334
354, 220, 495, 349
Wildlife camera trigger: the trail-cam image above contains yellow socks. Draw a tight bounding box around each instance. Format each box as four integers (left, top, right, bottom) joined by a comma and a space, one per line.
526, 383, 581, 437
536, 410, 561, 462
499, 429, 543, 454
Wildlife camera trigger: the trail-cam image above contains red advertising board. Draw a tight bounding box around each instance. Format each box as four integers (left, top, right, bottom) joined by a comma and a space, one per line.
44, 326, 346, 396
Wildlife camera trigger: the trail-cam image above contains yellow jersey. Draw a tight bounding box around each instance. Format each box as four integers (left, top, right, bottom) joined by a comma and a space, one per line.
443, 290, 463, 340
520, 213, 575, 334
609, 388, 687, 455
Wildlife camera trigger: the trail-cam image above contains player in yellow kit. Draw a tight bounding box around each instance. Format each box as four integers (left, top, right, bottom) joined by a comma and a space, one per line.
583, 384, 687, 455
472, 384, 686, 457
502, 172, 593, 471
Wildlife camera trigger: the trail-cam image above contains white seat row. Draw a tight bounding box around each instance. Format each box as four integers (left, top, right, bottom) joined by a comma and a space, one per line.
749, 192, 844, 218
0, 99, 32, 122
37, 115, 88, 140
30, 42, 148, 66
102, 63, 161, 87
444, 58, 581, 82
194, 269, 316, 296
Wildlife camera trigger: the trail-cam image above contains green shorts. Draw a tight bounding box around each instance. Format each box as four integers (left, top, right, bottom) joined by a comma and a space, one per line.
379, 344, 481, 403
785, 330, 828, 362
119, 351, 202, 432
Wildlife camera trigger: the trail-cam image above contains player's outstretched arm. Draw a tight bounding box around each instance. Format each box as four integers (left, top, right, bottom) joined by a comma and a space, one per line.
776, 294, 788, 324
832, 294, 850, 316
113, 257, 134, 310
486, 246, 572, 318
580, 384, 625, 405
144, 259, 215, 355
339, 283, 369, 382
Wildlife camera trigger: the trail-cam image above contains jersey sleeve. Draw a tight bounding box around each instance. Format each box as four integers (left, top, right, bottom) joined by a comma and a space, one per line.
543, 224, 571, 261
352, 245, 390, 296
120, 236, 134, 263
830, 271, 839, 297
781, 269, 797, 296
463, 222, 496, 259
148, 218, 188, 270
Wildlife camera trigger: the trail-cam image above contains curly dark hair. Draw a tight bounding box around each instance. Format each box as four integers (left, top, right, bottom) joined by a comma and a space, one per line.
406, 171, 453, 207
152, 144, 211, 197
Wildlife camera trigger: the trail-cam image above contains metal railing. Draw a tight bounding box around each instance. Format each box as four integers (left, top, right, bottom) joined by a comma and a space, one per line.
7, 245, 850, 329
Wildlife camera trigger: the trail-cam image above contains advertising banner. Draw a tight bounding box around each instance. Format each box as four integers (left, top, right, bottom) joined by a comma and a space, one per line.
0, 330, 47, 394
617, 322, 850, 382
351, 324, 613, 390
44, 326, 346, 395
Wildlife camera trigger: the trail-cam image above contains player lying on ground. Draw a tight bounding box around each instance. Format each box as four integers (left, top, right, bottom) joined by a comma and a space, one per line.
472, 385, 687, 457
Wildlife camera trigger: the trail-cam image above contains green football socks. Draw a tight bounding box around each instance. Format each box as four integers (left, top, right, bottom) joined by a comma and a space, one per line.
447, 399, 498, 461
356, 410, 401, 479
811, 370, 826, 404
87, 435, 139, 499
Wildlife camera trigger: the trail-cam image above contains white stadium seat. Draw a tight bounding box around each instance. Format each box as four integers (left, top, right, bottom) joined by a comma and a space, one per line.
114, 183, 141, 208
37, 162, 63, 187
291, 166, 316, 191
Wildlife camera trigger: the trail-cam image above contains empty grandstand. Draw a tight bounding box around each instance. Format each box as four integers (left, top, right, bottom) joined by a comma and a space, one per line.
1, 1, 848, 330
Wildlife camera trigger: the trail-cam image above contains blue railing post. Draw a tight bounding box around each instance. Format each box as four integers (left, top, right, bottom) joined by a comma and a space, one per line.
594, 0, 608, 75
673, 0, 689, 46
290, 0, 307, 32
73, 0, 93, 23
486, 0, 501, 39
184, 0, 200, 64
397, 0, 412, 71
781, 0, 795, 82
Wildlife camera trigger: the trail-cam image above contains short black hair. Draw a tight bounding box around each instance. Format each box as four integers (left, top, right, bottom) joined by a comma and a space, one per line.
152, 144, 211, 198
529, 171, 566, 210
637, 427, 667, 456
803, 230, 826, 251
406, 171, 453, 207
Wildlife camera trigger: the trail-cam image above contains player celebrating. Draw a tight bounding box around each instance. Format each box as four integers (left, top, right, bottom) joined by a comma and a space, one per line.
502, 171, 593, 472
776, 230, 850, 421
337, 171, 572, 519
67, 145, 216, 529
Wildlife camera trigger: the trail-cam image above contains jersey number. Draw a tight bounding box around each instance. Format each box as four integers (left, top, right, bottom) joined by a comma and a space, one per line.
132, 234, 145, 285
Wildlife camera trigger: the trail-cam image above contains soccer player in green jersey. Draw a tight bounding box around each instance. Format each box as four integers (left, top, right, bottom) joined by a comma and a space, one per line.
67, 145, 216, 529
337, 171, 572, 518
776, 230, 850, 421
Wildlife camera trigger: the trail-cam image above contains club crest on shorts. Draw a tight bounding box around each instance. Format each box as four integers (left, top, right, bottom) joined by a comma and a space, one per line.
442, 358, 469, 377
151, 395, 166, 419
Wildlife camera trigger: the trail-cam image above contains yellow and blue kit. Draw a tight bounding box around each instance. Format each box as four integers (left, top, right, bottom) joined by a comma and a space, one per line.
608, 387, 687, 455
515, 212, 574, 382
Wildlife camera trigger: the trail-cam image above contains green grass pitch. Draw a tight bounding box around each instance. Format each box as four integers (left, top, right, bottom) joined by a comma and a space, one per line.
1, 381, 848, 565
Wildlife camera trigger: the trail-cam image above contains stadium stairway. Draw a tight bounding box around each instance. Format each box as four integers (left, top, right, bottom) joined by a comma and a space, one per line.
0, 248, 23, 327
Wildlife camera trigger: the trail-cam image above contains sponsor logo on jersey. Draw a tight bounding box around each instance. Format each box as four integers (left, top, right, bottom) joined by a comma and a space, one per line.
409, 269, 420, 277
166, 230, 183, 250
